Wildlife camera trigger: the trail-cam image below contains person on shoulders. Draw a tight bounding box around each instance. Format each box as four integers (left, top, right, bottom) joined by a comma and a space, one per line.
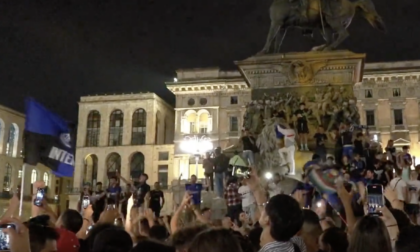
390, 168, 408, 207
267, 173, 284, 198
313, 126, 328, 161
185, 175, 203, 209
238, 179, 257, 222
405, 171, 420, 224
149, 182, 165, 218
106, 176, 122, 207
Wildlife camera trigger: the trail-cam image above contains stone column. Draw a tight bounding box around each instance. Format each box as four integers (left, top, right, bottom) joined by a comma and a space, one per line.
22, 164, 35, 196
72, 149, 85, 190
380, 132, 391, 150
146, 101, 155, 145
123, 108, 132, 146
120, 152, 130, 187
76, 109, 88, 148
96, 155, 107, 184
409, 131, 420, 158
99, 108, 110, 147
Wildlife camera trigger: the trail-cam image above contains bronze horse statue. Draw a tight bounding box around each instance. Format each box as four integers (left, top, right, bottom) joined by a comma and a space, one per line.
259, 0, 386, 54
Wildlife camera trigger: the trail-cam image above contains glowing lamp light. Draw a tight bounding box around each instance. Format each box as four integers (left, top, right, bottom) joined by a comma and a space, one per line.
180, 135, 213, 155
181, 135, 213, 178
265, 172, 273, 180
373, 134, 378, 141
174, 78, 178, 82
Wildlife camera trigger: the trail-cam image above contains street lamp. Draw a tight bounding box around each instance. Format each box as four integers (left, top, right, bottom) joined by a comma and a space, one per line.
180, 135, 213, 177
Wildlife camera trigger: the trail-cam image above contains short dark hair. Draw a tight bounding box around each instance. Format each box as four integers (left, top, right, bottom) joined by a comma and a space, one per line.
201, 207, 211, 214
131, 240, 175, 252
171, 225, 208, 250
109, 176, 117, 180
299, 103, 306, 106
86, 223, 115, 250
396, 225, 420, 252
96, 182, 102, 186
312, 154, 320, 160
227, 176, 238, 185
321, 227, 349, 252
60, 209, 83, 233
356, 132, 363, 138
302, 209, 322, 238
28, 224, 59, 252
142, 173, 149, 180
149, 225, 169, 241
265, 194, 304, 242
403, 146, 410, 150
91, 227, 133, 252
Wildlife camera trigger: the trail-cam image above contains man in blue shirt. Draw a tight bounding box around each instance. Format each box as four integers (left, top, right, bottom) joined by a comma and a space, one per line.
185, 175, 203, 208
106, 176, 122, 207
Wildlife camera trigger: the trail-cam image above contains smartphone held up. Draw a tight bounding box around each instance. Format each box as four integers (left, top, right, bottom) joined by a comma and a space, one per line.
33, 188, 46, 207
0, 224, 16, 251
366, 184, 384, 216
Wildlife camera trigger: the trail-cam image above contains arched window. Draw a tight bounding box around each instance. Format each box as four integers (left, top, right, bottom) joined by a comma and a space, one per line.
130, 152, 145, 180
109, 110, 124, 146
106, 152, 121, 175
6, 124, 18, 157
43, 172, 49, 187
31, 169, 38, 183
84, 154, 98, 186
131, 109, 147, 145
86, 111, 101, 147
3, 163, 12, 192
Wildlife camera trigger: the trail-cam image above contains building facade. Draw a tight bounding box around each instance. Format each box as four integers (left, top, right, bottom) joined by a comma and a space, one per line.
0, 104, 67, 218
70, 93, 175, 208
355, 61, 420, 159
167, 68, 251, 179
168, 61, 420, 178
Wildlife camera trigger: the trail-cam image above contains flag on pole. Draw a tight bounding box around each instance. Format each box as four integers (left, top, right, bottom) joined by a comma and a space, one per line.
23, 98, 75, 177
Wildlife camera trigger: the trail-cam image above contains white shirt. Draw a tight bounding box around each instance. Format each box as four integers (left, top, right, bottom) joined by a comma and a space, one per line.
268, 182, 283, 198
407, 180, 420, 204
238, 185, 255, 207
390, 177, 407, 201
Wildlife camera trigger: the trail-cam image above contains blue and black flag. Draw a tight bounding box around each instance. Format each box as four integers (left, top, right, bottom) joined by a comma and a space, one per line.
23, 98, 75, 177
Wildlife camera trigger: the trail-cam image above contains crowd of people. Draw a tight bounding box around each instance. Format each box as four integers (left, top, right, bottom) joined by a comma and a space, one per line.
3, 124, 420, 252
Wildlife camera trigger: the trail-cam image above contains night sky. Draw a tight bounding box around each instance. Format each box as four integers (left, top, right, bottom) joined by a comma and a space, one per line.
0, 0, 418, 121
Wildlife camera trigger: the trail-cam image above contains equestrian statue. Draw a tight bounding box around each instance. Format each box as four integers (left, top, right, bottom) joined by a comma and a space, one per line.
258, 0, 386, 54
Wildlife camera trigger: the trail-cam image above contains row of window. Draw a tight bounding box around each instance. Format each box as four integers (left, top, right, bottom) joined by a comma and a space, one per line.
86, 109, 153, 147
83, 151, 170, 187
187, 96, 239, 106
0, 122, 19, 157
365, 109, 404, 126
2, 164, 49, 192
364, 88, 401, 98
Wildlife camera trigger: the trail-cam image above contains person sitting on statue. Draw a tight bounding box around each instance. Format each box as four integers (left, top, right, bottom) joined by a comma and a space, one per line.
240, 129, 258, 166
275, 121, 297, 175
295, 102, 310, 151
340, 122, 354, 160
313, 126, 328, 161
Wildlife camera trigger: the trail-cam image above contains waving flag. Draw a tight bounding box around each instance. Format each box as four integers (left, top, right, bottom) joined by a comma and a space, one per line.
23, 98, 75, 177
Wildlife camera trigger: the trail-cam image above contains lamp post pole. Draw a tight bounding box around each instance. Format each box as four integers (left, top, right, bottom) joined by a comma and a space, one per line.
195, 155, 199, 176
180, 135, 213, 178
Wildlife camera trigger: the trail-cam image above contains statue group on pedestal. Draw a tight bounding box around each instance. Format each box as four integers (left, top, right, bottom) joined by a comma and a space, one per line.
243, 85, 361, 173
258, 0, 386, 54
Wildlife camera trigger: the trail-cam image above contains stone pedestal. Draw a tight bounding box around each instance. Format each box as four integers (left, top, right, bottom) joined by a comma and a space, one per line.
235, 50, 366, 168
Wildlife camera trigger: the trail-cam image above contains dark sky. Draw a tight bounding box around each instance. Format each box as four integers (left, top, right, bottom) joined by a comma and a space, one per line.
0, 0, 418, 121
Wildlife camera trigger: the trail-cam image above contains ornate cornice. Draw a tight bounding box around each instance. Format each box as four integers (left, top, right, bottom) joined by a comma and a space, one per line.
167, 83, 250, 94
